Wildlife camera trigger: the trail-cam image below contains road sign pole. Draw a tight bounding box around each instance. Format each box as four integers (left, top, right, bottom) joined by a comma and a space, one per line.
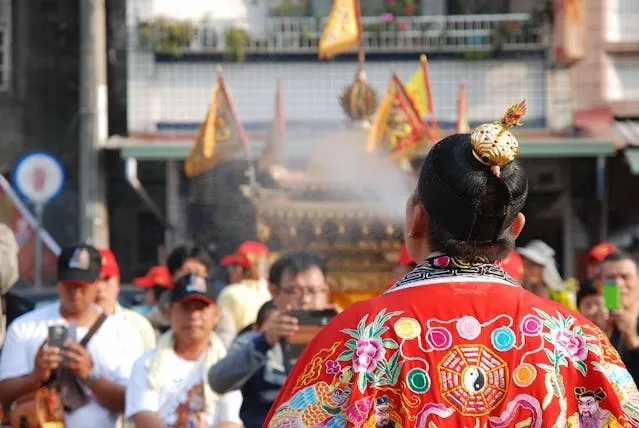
34, 202, 44, 289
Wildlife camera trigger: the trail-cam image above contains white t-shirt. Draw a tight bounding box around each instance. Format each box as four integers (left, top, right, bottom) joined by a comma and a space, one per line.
125, 349, 243, 426
0, 302, 144, 428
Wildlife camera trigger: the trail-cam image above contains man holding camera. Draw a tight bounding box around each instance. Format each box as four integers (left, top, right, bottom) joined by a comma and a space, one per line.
208, 251, 333, 428
0, 244, 143, 428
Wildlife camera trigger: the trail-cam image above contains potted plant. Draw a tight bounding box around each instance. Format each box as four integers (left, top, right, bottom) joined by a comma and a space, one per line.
224, 27, 252, 62
138, 18, 196, 56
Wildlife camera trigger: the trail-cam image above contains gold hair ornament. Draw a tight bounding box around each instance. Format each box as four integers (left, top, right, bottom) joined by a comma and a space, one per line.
470, 100, 527, 178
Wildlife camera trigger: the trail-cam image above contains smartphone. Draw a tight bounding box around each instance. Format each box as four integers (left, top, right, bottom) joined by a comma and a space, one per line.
48, 324, 68, 349
602, 281, 621, 311
285, 309, 338, 360
68, 322, 78, 343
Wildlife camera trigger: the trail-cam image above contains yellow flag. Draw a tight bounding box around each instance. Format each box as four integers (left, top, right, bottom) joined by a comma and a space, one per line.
318, 0, 360, 59
185, 71, 248, 177
405, 54, 432, 116
368, 74, 432, 156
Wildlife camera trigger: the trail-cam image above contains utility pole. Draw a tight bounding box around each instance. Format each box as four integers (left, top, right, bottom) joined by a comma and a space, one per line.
79, 0, 110, 247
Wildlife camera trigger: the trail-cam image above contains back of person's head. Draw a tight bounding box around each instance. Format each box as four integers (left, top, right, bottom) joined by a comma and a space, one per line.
255, 300, 276, 330
268, 251, 327, 288
166, 245, 211, 277
415, 104, 529, 263
577, 282, 599, 308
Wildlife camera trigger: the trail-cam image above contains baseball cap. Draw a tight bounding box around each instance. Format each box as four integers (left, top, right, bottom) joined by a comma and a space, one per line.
57, 244, 102, 285
220, 253, 251, 270
586, 242, 618, 264
98, 249, 120, 279
417, 102, 528, 243
170, 274, 217, 305
133, 266, 173, 288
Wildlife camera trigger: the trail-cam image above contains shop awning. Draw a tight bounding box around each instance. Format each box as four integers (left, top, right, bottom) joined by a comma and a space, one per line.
107, 135, 616, 161
614, 120, 639, 174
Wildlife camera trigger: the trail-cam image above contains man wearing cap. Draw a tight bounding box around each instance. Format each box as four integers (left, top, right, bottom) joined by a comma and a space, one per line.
97, 249, 156, 350
132, 265, 173, 318
0, 244, 144, 428
218, 241, 272, 332
585, 242, 618, 283
0, 223, 19, 349
265, 103, 635, 426
125, 274, 242, 428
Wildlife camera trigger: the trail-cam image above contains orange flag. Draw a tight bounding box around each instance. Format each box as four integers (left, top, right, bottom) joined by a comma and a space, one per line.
457, 81, 470, 133
318, 0, 361, 59
185, 67, 251, 177
367, 74, 433, 157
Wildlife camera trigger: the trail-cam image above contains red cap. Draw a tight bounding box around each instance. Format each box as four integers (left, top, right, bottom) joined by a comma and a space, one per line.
397, 245, 415, 267
220, 253, 251, 270
586, 242, 618, 264
500, 250, 524, 282
99, 249, 120, 279
221, 241, 269, 272
133, 266, 173, 288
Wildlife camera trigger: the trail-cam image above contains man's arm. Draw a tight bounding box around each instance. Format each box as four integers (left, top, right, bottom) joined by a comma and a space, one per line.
0, 372, 42, 408
132, 411, 167, 428
87, 377, 127, 414
208, 332, 270, 393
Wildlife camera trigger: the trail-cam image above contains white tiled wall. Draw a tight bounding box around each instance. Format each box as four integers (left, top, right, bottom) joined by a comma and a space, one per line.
607, 54, 639, 101
127, 54, 546, 133
607, 0, 639, 42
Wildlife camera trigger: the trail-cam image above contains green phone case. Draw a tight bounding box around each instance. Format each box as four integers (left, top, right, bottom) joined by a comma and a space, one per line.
603, 283, 621, 311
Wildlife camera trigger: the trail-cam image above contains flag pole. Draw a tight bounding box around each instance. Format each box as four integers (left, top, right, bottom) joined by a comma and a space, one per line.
355, 0, 365, 72
420, 54, 439, 141
217, 65, 257, 192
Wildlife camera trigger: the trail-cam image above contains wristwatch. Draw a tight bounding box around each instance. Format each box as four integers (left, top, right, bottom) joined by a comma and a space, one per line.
86, 365, 100, 385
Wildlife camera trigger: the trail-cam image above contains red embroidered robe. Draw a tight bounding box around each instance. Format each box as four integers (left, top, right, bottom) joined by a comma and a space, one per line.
265, 256, 639, 428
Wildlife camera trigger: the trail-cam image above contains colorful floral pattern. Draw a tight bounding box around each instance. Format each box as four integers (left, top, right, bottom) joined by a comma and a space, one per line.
267, 256, 633, 427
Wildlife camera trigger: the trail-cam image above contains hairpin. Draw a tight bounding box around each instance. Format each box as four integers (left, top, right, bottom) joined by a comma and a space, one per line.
470, 100, 527, 178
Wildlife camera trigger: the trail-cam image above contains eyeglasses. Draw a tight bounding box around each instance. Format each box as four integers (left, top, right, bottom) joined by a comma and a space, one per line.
280, 286, 329, 298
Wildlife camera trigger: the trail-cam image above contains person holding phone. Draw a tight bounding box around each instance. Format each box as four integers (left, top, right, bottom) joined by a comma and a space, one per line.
0, 244, 144, 428
600, 252, 639, 383
208, 251, 333, 428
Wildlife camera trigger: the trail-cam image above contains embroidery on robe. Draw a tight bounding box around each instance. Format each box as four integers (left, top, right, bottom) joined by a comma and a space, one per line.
566, 387, 623, 428
388, 255, 519, 293
361, 396, 402, 428
337, 309, 403, 393
591, 361, 639, 425
437, 344, 508, 416
294, 341, 342, 389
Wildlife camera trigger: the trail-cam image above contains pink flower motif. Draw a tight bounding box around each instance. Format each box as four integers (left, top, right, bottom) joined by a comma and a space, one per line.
551, 328, 587, 360
325, 359, 341, 375
352, 338, 385, 373
434, 256, 451, 268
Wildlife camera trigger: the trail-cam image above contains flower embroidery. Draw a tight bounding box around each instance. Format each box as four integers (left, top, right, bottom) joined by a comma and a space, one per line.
353, 338, 385, 374
325, 360, 341, 375
551, 328, 587, 361
338, 309, 403, 392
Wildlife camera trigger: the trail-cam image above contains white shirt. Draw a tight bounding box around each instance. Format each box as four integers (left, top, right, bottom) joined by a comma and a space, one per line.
125, 350, 243, 426
0, 302, 144, 428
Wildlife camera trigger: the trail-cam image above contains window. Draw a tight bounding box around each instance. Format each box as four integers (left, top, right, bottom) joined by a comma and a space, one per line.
608, 0, 639, 42
0, 0, 10, 91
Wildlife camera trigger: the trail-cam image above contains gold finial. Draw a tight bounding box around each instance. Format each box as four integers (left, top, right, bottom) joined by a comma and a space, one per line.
470, 100, 527, 178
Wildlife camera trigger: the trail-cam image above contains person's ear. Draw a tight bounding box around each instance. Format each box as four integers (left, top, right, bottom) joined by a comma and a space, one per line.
407, 204, 428, 238
268, 283, 279, 299
511, 213, 526, 239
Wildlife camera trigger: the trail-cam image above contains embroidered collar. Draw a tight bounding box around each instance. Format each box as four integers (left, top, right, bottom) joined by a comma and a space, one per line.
385, 254, 519, 294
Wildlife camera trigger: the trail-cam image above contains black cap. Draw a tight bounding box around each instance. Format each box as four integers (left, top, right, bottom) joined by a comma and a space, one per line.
57, 244, 102, 285
170, 274, 217, 304
418, 134, 528, 243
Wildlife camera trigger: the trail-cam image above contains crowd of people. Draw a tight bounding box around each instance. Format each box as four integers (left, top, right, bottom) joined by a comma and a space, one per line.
0, 103, 638, 426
